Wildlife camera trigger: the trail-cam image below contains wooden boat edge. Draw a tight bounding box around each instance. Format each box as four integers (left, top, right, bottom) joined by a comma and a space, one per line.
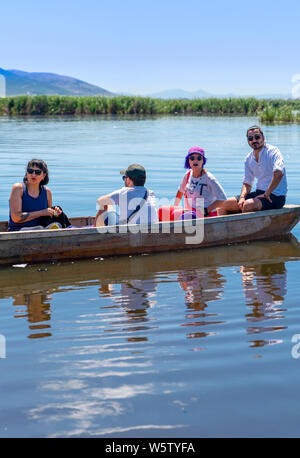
0, 204, 299, 240
0, 205, 299, 266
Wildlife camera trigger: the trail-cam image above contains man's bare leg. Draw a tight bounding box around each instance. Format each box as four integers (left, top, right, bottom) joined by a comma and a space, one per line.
217, 197, 240, 215
242, 198, 262, 213
95, 209, 106, 227
95, 204, 114, 227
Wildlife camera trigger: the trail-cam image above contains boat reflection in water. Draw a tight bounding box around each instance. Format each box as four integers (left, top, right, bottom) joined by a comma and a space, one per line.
241, 262, 287, 348
1, 235, 299, 437
11, 292, 52, 339
1, 234, 299, 349
176, 260, 288, 348
98, 279, 157, 342
178, 268, 226, 341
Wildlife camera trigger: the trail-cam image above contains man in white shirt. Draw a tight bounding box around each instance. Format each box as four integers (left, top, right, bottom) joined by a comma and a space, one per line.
218, 126, 287, 215
95, 164, 158, 226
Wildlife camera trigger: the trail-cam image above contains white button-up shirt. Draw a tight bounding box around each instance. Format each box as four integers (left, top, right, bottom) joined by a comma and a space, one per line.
243, 143, 287, 196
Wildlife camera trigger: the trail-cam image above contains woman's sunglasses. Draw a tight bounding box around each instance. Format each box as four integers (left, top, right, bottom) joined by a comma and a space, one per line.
27, 168, 43, 175
248, 134, 261, 141
189, 155, 203, 161
122, 175, 127, 181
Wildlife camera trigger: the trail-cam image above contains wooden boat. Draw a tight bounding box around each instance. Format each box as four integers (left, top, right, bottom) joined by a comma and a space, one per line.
0, 204, 299, 266
0, 234, 299, 296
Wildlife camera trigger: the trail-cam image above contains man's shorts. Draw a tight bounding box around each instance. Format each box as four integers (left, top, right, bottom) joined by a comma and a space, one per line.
235, 189, 286, 211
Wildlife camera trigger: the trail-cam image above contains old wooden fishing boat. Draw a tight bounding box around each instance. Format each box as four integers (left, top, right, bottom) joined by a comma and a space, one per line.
0, 234, 299, 297
0, 205, 299, 266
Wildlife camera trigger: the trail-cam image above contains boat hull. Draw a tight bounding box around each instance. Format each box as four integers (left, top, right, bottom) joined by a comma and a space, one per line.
0, 205, 299, 266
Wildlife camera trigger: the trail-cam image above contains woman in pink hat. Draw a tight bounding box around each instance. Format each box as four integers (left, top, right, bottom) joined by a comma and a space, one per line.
159, 146, 227, 221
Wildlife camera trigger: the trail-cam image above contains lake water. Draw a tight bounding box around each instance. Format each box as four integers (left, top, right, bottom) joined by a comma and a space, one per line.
0, 115, 300, 438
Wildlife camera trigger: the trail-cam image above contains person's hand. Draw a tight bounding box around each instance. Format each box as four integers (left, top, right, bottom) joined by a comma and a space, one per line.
238, 196, 245, 210
256, 192, 272, 203
53, 206, 62, 217
42, 207, 56, 217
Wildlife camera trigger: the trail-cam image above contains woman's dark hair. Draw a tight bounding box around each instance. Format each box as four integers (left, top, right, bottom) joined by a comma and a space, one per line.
23, 159, 49, 188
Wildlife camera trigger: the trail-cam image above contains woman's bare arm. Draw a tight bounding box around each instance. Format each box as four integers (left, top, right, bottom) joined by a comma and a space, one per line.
9, 183, 55, 223
174, 190, 183, 206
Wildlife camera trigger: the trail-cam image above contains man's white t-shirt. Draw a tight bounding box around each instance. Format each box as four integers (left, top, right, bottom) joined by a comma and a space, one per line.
243, 143, 287, 196
109, 186, 158, 224
179, 170, 227, 216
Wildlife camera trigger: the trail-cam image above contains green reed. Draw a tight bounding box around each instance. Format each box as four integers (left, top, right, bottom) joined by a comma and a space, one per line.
0, 95, 300, 122
258, 104, 300, 123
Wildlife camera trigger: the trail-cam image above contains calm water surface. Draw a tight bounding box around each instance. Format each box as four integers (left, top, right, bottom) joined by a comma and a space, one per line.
0, 115, 300, 438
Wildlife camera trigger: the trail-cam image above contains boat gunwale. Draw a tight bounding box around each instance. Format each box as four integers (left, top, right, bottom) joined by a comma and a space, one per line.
0, 204, 299, 241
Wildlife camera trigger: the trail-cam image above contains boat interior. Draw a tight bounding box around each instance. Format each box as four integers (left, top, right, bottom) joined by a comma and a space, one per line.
0, 216, 95, 233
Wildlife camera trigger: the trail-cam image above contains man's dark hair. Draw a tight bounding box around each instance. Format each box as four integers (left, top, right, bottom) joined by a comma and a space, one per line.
124, 164, 147, 186
130, 175, 146, 186
246, 125, 264, 137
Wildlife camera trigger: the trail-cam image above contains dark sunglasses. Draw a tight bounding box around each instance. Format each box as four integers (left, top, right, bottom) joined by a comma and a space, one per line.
122, 175, 127, 181
248, 134, 261, 141
27, 168, 43, 175
189, 155, 203, 161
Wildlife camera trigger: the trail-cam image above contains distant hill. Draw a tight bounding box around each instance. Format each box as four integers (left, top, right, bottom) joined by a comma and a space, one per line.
0, 68, 114, 97
146, 88, 213, 99
147, 89, 214, 99
146, 88, 291, 100
0, 68, 292, 99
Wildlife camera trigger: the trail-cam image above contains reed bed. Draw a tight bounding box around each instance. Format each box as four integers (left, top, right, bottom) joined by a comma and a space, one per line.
0, 95, 300, 122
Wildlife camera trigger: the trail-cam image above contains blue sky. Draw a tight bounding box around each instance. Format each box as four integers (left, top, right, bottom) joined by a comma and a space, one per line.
1, 0, 300, 95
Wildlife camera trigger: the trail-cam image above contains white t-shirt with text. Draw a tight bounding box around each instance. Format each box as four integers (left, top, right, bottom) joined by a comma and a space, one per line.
179, 170, 227, 216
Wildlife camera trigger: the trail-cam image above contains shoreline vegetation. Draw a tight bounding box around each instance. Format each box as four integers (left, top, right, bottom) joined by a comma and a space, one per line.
0, 95, 300, 123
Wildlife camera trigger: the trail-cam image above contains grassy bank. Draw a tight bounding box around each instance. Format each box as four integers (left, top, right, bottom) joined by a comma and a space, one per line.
0, 95, 300, 121
258, 104, 300, 123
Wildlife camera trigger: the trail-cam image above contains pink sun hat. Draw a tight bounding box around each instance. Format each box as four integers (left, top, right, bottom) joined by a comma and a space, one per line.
184, 146, 206, 168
